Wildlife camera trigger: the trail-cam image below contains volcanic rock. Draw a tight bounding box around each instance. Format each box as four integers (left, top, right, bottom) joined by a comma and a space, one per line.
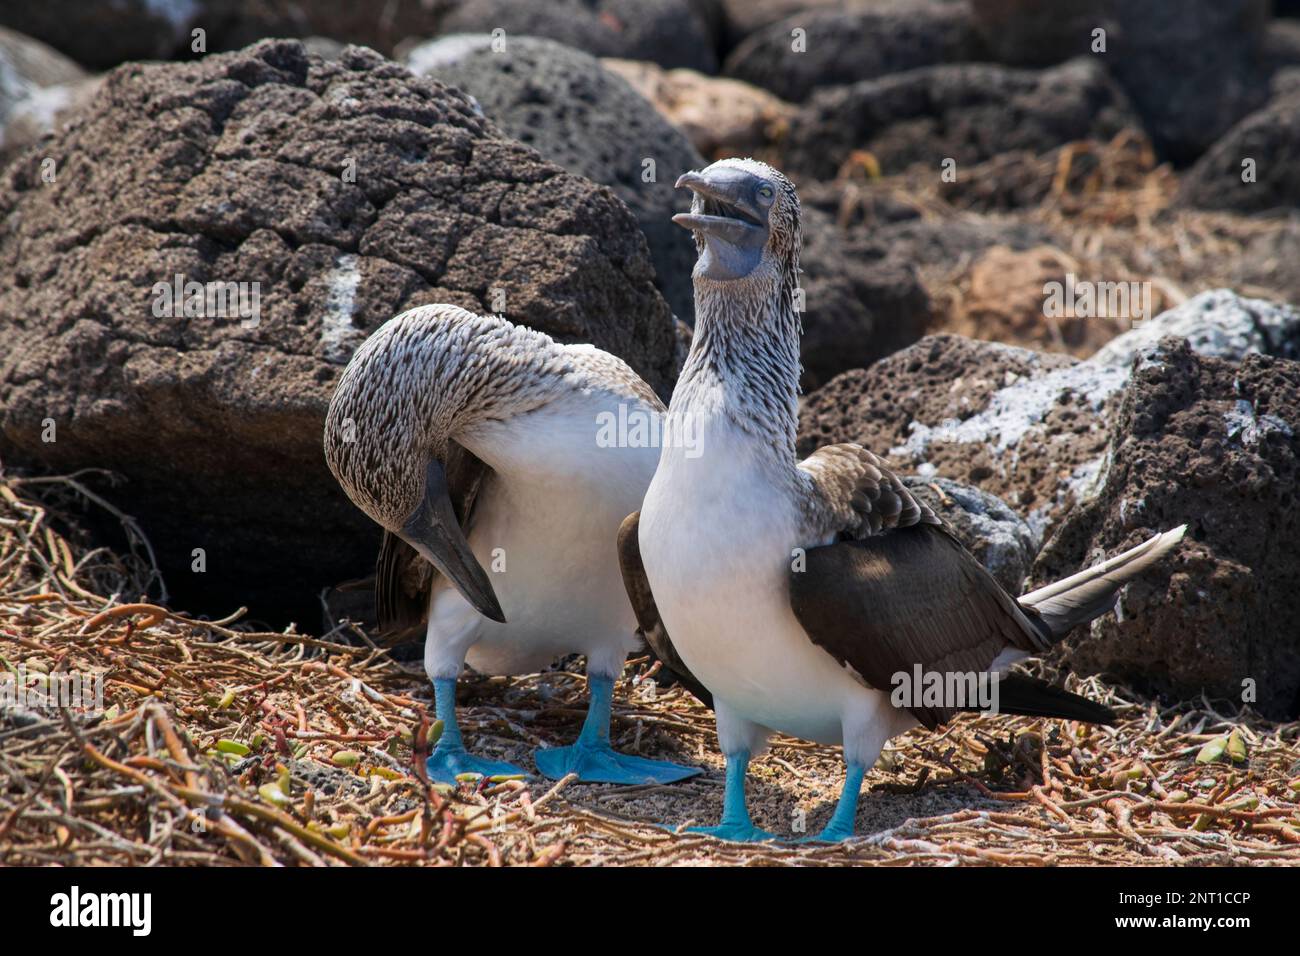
784, 58, 1137, 181
0, 40, 676, 624
406, 34, 702, 323
1033, 338, 1300, 717
724, 1, 981, 103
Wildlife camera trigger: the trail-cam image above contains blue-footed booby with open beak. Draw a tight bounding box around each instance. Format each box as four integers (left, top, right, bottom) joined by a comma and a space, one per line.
324, 304, 700, 786
627, 158, 1186, 841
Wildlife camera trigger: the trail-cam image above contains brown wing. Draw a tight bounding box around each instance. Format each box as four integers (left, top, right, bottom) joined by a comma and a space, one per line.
375, 440, 489, 640
617, 511, 713, 708
788, 522, 1103, 730
799, 443, 939, 539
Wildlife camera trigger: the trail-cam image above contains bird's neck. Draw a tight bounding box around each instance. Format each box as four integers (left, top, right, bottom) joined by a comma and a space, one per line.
672, 268, 802, 463
425, 314, 570, 442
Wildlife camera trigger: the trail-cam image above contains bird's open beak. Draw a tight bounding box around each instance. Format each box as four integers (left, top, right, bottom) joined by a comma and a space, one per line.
399, 459, 506, 624
672, 170, 766, 244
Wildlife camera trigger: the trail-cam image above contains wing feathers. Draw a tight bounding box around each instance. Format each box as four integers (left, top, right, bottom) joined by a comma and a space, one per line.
617, 512, 713, 708
792, 524, 1049, 729
799, 443, 939, 540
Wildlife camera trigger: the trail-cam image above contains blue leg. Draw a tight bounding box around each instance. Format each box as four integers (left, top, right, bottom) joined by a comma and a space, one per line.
682, 751, 778, 842
534, 675, 700, 784
799, 763, 865, 842
424, 678, 529, 784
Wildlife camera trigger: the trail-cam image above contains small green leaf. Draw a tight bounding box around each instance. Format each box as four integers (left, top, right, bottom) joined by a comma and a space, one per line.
258, 783, 290, 806
1196, 736, 1227, 764
1226, 728, 1248, 763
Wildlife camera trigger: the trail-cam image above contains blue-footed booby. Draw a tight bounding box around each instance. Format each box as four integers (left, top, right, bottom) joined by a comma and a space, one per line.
627, 158, 1186, 841
324, 304, 699, 786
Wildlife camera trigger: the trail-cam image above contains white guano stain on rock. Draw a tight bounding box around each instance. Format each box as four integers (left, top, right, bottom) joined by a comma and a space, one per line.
321, 254, 364, 366
894, 361, 1128, 461
1224, 398, 1294, 448
1092, 288, 1300, 367
891, 289, 1299, 535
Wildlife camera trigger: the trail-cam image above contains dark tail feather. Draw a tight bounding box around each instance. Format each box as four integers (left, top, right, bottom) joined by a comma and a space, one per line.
959, 673, 1116, 725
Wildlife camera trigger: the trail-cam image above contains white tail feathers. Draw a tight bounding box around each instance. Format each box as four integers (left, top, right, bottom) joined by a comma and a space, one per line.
1021, 525, 1186, 638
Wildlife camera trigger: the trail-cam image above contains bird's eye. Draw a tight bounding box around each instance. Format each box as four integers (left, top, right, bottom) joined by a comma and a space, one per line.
757, 184, 775, 203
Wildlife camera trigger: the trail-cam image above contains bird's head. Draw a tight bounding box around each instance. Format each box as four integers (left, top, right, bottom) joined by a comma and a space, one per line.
324, 312, 506, 623
673, 158, 800, 284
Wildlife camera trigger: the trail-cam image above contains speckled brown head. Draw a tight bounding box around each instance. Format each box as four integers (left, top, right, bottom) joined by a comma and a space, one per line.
671, 159, 805, 456
323, 304, 569, 623
673, 157, 801, 287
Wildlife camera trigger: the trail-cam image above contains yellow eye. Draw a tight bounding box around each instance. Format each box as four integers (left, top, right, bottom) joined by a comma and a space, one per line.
757, 184, 775, 202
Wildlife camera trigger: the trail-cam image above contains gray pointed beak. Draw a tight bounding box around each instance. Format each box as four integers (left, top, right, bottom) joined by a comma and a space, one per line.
672, 169, 766, 244
400, 459, 506, 624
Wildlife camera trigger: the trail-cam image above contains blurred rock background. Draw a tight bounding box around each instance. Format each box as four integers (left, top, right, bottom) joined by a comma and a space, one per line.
1, 0, 1298, 715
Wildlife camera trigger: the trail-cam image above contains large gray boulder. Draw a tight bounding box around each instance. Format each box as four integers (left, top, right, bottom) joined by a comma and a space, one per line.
724, 0, 982, 103
1176, 93, 1300, 213
406, 34, 702, 324
784, 58, 1138, 181
798, 291, 1300, 543
0, 26, 91, 162
969, 0, 1273, 164
434, 0, 719, 72
0, 40, 676, 624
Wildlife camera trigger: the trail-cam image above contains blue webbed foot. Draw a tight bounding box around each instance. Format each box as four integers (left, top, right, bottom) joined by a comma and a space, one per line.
792, 763, 866, 842
424, 677, 528, 784
539, 673, 701, 784
793, 822, 857, 843
425, 744, 529, 785
535, 740, 701, 784
682, 821, 779, 843
664, 750, 777, 841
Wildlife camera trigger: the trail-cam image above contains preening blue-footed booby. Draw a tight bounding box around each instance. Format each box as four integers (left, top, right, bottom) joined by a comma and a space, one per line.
324, 304, 699, 786
628, 158, 1186, 841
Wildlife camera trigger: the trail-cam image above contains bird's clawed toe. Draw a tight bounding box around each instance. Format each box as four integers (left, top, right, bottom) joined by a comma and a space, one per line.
424, 744, 529, 785
681, 821, 780, 843
534, 741, 701, 785
793, 824, 858, 844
